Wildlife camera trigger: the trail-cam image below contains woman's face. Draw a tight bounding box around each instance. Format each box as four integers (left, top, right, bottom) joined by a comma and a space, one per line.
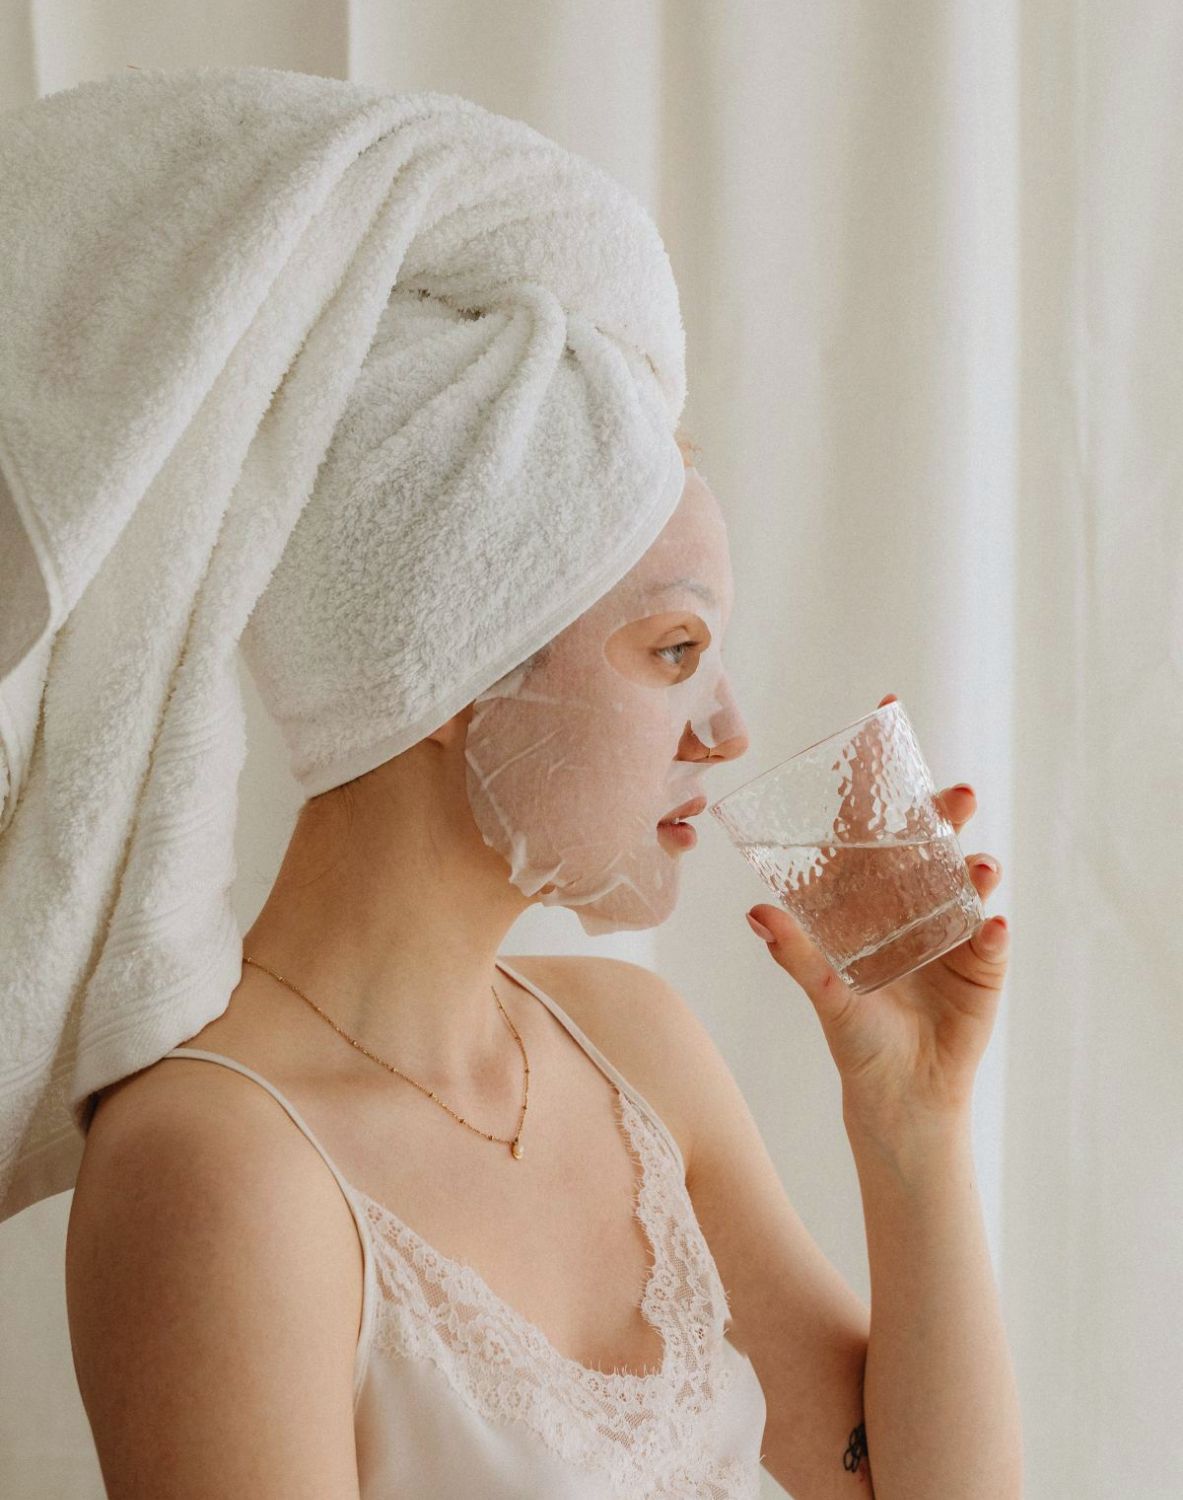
463, 466, 750, 933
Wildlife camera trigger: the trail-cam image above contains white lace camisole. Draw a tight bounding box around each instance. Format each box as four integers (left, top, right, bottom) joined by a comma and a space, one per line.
162, 958, 767, 1497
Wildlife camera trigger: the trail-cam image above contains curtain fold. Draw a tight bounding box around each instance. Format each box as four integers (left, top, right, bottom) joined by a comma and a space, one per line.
1003, 5, 1183, 1497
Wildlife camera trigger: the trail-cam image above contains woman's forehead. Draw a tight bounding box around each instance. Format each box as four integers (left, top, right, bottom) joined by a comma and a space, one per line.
632, 469, 733, 607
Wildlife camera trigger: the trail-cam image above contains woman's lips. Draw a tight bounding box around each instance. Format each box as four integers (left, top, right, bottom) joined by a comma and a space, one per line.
658, 793, 705, 850
657, 820, 697, 850
659, 794, 707, 824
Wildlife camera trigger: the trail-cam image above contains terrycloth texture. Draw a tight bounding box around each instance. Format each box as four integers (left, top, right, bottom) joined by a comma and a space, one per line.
0, 64, 687, 1223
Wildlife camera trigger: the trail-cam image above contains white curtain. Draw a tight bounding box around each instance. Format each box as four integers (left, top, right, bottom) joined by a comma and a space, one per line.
1, 4, 1177, 1498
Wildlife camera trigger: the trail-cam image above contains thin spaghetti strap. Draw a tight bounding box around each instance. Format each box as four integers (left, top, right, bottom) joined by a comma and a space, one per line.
159, 1047, 378, 1406
493, 960, 687, 1180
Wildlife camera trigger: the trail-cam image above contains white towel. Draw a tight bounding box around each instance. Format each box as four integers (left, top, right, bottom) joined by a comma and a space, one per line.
0, 64, 686, 1222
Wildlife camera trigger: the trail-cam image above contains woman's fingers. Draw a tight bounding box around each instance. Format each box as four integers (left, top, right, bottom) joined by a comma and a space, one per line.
966, 852, 1002, 892
875, 696, 977, 835
876, 700, 992, 882
940, 782, 976, 831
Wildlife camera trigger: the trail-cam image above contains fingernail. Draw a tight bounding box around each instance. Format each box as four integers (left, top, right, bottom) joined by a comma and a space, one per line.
973, 857, 999, 873
952, 784, 975, 797
746, 911, 775, 942
983, 916, 1009, 946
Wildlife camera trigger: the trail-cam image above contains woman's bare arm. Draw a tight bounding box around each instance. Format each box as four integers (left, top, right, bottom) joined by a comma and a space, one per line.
66, 1064, 365, 1499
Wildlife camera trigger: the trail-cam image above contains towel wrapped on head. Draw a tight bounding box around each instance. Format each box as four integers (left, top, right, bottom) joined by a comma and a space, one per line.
0, 64, 687, 1222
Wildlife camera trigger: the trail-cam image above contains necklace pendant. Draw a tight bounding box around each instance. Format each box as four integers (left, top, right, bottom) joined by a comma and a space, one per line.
511, 1136, 523, 1160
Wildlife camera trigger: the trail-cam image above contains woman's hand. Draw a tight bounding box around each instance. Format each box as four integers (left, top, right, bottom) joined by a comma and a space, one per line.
745, 693, 1009, 1143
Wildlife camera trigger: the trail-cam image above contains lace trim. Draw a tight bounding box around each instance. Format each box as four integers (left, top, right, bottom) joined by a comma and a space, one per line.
357, 1086, 753, 1493
647, 1453, 763, 1500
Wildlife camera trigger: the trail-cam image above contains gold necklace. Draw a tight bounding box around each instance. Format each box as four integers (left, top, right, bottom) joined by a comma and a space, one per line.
240, 955, 530, 1160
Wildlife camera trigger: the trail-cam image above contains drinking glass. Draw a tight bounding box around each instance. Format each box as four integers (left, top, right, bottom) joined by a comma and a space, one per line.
709, 700, 985, 993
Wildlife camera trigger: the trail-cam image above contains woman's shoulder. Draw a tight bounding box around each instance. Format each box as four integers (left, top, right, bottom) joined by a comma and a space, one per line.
69, 1051, 364, 1496
503, 952, 699, 1177
86, 1009, 300, 1162
81, 1044, 363, 1254
88, 1037, 295, 1146
81, 1038, 365, 1293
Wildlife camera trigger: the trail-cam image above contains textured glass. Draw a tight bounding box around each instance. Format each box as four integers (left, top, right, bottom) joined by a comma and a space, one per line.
710, 701, 984, 993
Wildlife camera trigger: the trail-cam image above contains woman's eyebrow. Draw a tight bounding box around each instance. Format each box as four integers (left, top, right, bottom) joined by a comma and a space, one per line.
648, 578, 717, 608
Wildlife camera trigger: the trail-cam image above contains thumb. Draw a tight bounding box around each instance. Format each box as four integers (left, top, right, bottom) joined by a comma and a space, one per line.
746, 903, 852, 1027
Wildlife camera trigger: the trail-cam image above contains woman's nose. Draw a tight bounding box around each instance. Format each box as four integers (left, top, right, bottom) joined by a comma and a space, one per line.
709, 730, 748, 761
681, 674, 750, 762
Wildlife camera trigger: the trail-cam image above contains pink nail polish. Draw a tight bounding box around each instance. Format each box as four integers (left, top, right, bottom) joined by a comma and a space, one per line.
746, 911, 775, 942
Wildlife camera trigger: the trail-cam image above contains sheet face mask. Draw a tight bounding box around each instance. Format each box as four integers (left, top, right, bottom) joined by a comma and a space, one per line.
464, 467, 748, 934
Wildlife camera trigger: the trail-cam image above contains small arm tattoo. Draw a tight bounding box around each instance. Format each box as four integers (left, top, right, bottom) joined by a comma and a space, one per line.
843, 1420, 869, 1473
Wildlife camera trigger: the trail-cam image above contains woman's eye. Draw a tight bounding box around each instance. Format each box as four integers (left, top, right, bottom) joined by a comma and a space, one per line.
655, 640, 695, 667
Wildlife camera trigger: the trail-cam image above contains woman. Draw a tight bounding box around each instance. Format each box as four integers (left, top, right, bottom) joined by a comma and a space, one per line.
2, 66, 1019, 1500
65, 444, 1019, 1498
66, 442, 776, 1498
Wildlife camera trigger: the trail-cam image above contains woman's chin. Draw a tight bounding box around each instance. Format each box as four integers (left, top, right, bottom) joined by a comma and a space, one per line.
569, 874, 681, 936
